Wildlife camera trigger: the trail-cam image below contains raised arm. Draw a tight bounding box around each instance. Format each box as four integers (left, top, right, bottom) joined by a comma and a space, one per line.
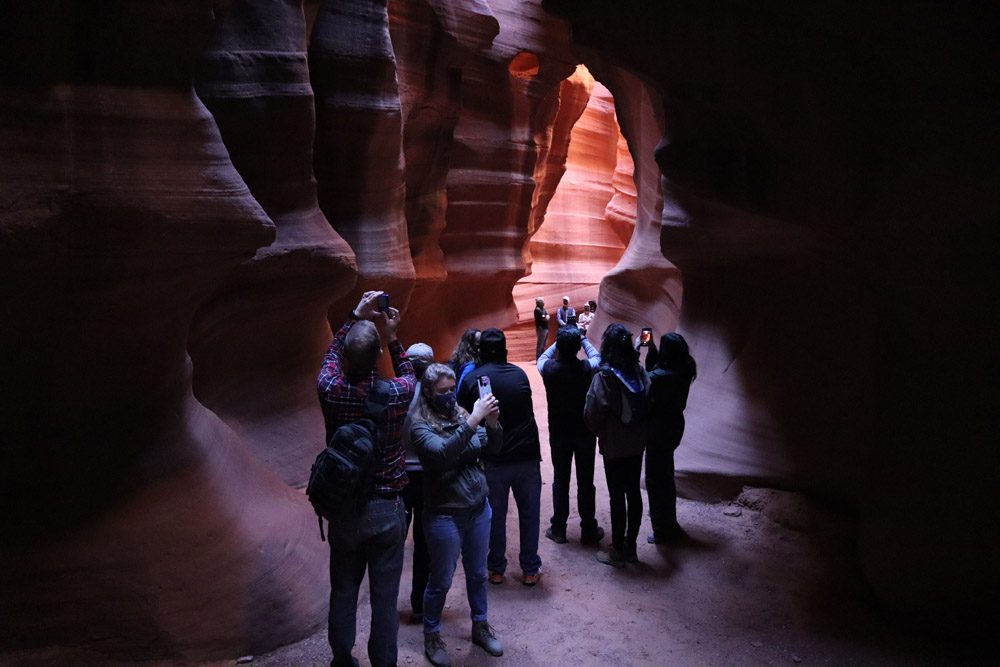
582, 337, 601, 370
537, 342, 557, 372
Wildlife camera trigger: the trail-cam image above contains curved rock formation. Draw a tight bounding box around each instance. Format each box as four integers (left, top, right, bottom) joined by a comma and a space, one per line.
0, 3, 327, 659
513, 68, 632, 334
546, 0, 1000, 633
311, 0, 416, 315
193, 0, 357, 487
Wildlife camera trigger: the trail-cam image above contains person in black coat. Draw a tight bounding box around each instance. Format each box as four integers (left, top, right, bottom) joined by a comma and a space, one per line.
644, 332, 697, 544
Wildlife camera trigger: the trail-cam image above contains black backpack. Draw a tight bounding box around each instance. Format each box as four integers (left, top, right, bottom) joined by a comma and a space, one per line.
307, 379, 391, 540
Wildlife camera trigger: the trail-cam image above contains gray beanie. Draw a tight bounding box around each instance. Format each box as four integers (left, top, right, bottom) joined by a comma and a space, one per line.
405, 343, 435, 379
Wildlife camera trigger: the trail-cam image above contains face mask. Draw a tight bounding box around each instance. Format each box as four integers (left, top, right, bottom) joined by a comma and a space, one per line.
432, 390, 457, 413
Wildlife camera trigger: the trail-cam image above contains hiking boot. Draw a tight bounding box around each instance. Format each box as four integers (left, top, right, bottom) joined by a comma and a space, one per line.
545, 527, 567, 544
580, 526, 605, 545
521, 572, 542, 587
424, 632, 451, 667
488, 570, 504, 585
596, 547, 625, 568
471, 620, 503, 657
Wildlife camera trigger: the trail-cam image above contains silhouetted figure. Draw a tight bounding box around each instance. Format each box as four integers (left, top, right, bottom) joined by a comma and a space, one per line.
533, 297, 550, 359
644, 332, 697, 544
585, 323, 651, 567
317, 290, 416, 667
538, 326, 604, 545
458, 329, 544, 586
400, 342, 435, 622
410, 364, 504, 665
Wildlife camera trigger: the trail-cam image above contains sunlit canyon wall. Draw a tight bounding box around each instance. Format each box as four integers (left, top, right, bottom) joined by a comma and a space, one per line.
0, 0, 583, 661
512, 66, 634, 334
546, 0, 999, 633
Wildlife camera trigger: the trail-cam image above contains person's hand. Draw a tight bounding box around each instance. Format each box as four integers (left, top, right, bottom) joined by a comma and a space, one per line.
381, 306, 401, 341
353, 291, 382, 321
484, 395, 500, 429
470, 394, 499, 427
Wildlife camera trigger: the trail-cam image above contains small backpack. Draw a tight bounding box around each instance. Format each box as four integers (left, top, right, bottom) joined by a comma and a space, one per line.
599, 367, 650, 426
307, 379, 392, 540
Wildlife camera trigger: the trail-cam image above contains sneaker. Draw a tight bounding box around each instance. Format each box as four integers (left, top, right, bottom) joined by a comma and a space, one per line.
580, 526, 605, 545
521, 572, 542, 587
471, 620, 503, 657
488, 570, 504, 585
424, 632, 451, 667
596, 547, 625, 568
545, 527, 567, 544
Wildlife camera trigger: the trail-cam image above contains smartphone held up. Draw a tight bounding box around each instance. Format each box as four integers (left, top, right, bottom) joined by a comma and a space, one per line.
640, 327, 653, 346
377, 293, 390, 313
478, 375, 492, 400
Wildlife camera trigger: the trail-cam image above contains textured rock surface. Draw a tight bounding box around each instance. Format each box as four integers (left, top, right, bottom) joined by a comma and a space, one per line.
311, 0, 416, 312
0, 3, 328, 660
512, 68, 631, 333
193, 0, 357, 486
398, 0, 577, 355
547, 0, 1000, 631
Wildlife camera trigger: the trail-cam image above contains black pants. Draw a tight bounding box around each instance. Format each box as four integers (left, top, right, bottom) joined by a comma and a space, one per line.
549, 434, 598, 534
535, 325, 548, 359
645, 442, 678, 534
603, 453, 644, 552
402, 470, 429, 615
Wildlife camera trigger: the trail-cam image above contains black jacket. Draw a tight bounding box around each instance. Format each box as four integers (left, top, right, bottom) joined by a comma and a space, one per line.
411, 419, 503, 512
458, 362, 541, 464
539, 348, 599, 442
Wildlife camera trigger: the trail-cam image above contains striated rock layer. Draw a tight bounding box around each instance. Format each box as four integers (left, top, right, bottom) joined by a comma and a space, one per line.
0, 3, 328, 660
512, 67, 633, 336
193, 0, 357, 488
546, 0, 1000, 633
398, 0, 578, 355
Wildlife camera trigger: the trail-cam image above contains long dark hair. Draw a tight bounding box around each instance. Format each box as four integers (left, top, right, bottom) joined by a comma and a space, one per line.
599, 323, 639, 373
656, 332, 697, 383
448, 328, 480, 369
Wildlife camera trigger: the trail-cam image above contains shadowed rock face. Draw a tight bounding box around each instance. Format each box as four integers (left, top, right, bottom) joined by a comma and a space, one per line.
546, 0, 1000, 633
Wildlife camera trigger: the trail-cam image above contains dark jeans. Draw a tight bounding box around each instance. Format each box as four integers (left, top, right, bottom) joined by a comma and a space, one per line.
485, 460, 542, 575
535, 325, 548, 359
402, 470, 429, 615
603, 454, 643, 552
645, 439, 679, 534
549, 434, 598, 534
422, 500, 492, 635
328, 496, 407, 667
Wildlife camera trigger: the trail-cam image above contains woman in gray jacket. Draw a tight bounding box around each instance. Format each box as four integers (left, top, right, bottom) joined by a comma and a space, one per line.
411, 363, 504, 666
584, 323, 652, 567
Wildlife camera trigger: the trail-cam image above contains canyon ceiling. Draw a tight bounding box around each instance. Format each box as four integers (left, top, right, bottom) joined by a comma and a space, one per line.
1, 0, 997, 660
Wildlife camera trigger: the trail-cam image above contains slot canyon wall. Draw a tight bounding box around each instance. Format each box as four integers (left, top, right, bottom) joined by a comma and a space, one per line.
546, 0, 999, 633
1, 0, 996, 662
0, 0, 584, 661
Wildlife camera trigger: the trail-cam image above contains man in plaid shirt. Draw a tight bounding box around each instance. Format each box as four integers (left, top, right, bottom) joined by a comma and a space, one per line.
317, 290, 416, 667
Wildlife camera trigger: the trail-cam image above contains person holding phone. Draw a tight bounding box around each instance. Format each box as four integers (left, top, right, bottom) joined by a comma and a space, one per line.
557, 296, 576, 328
410, 363, 504, 666
643, 332, 697, 544
457, 329, 544, 587
584, 323, 652, 567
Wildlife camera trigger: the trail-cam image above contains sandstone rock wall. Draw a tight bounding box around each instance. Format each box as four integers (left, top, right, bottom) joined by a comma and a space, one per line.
512, 67, 633, 333
0, 0, 591, 660
546, 0, 1000, 632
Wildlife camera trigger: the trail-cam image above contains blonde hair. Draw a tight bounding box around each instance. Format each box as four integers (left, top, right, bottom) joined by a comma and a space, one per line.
412, 363, 470, 433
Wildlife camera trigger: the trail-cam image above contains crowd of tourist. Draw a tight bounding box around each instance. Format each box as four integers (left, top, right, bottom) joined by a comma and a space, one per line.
316, 290, 696, 667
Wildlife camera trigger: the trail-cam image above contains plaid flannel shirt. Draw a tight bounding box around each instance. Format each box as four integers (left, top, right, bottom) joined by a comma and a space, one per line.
317, 319, 416, 495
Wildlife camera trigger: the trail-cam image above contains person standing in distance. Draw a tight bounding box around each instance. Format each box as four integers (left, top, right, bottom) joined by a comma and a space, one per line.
556, 296, 576, 328
533, 298, 550, 359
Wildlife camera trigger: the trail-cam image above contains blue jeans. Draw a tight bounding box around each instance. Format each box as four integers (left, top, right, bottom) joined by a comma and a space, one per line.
422, 500, 492, 635
485, 460, 542, 575
328, 496, 407, 667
